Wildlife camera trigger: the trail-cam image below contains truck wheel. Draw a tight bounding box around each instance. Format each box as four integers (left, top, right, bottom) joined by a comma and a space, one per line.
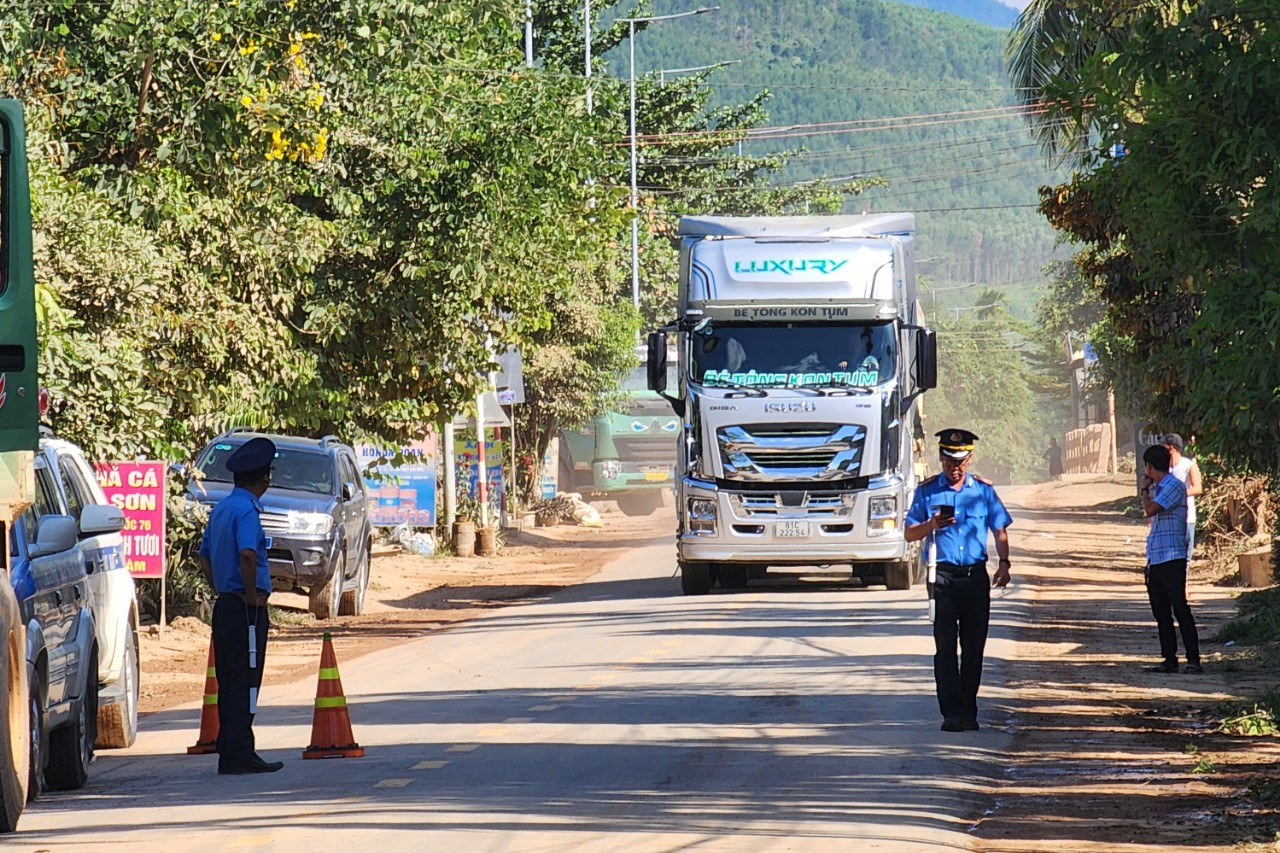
617, 492, 663, 517
45, 650, 97, 792
680, 562, 713, 596
884, 560, 913, 591
310, 549, 346, 620
25, 683, 40, 803
96, 626, 139, 749
0, 653, 28, 831
718, 564, 748, 590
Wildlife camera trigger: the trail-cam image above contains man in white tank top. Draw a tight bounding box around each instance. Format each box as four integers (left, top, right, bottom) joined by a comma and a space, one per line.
1163, 433, 1202, 558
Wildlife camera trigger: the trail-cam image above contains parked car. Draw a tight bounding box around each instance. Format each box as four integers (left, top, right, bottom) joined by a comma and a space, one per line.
10, 450, 122, 795
187, 430, 372, 619
38, 434, 140, 749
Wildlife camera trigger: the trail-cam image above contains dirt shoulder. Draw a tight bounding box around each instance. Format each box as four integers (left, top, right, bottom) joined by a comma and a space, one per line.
976, 475, 1280, 852
138, 504, 672, 715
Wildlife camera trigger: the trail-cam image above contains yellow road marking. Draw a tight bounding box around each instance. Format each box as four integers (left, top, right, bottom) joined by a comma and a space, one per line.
412, 760, 449, 770
374, 779, 413, 788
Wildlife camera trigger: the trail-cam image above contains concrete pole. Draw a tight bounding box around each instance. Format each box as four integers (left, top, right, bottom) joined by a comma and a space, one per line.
629, 20, 640, 311
477, 390, 488, 529
442, 419, 456, 531
525, 0, 534, 67
584, 0, 592, 115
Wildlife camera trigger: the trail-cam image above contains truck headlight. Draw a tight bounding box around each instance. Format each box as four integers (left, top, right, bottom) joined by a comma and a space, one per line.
287, 511, 334, 536
687, 498, 717, 535
868, 496, 897, 536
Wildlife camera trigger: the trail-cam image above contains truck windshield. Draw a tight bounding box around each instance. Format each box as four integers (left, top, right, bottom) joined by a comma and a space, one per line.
691, 321, 896, 389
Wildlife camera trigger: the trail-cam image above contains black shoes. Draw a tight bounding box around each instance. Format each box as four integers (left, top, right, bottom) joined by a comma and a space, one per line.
219, 757, 284, 775
962, 718, 980, 731
1184, 663, 1204, 674
1145, 661, 1179, 674
940, 718, 966, 732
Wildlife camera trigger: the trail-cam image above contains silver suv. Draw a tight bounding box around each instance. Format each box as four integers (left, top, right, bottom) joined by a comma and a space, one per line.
187, 430, 372, 619
11, 448, 124, 795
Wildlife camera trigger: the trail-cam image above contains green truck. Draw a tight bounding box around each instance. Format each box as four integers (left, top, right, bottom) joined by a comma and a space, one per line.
0, 99, 41, 831
558, 359, 679, 517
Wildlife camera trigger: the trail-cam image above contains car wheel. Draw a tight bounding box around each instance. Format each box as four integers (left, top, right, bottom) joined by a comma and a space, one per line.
339, 544, 369, 617
26, 679, 41, 804
45, 649, 97, 792
96, 626, 138, 749
309, 549, 346, 620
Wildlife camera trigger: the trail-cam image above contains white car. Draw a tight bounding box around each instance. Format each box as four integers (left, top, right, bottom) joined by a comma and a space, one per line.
39, 434, 140, 749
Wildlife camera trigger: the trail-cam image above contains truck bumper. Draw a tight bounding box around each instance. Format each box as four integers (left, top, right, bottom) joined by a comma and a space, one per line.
677, 476, 908, 565
593, 460, 673, 491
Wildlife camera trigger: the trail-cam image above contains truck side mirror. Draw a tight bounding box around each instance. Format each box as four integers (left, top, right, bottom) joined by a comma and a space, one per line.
647, 332, 668, 393
915, 328, 938, 390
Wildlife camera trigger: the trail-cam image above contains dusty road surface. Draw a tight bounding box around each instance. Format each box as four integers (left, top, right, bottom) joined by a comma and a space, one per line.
13, 477, 1277, 851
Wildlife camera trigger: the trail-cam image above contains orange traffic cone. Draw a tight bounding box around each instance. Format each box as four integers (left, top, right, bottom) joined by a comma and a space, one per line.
187, 639, 220, 755
302, 631, 365, 759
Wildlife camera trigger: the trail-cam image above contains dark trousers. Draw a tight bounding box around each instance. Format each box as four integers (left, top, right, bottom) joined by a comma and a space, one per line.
933, 566, 991, 722
212, 596, 270, 766
1145, 558, 1200, 666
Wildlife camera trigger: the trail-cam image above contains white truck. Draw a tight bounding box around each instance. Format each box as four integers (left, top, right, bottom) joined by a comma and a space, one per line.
646, 214, 937, 595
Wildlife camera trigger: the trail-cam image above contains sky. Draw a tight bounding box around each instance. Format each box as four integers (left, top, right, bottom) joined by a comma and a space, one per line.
998, 0, 1030, 7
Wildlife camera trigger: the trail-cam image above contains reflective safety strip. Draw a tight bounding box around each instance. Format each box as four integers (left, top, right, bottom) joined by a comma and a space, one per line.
207, 668, 217, 677
318, 667, 341, 680
315, 696, 347, 708
203, 694, 218, 705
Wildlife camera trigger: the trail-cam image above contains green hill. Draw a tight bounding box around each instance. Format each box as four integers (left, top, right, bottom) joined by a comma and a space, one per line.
625, 0, 1064, 296
896, 0, 1019, 28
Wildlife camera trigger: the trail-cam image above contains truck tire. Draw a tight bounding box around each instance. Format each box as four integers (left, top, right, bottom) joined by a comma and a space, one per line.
45, 650, 97, 792
717, 564, 749, 590
617, 491, 663, 517
884, 559, 913, 591
679, 561, 713, 596
96, 626, 139, 749
0, 652, 28, 831
310, 549, 346, 620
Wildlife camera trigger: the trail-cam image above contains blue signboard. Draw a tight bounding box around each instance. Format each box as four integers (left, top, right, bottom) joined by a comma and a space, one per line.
358, 439, 438, 527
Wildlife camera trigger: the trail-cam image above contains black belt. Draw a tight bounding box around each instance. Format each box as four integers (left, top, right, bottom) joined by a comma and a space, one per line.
217, 592, 269, 601
936, 561, 986, 577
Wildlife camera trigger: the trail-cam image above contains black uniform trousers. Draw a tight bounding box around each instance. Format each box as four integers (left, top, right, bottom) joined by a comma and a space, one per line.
1145, 558, 1200, 666
932, 564, 990, 723
212, 595, 270, 767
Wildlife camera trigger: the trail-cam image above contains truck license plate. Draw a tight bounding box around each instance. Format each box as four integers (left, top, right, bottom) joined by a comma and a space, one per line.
644, 471, 670, 482
776, 521, 810, 538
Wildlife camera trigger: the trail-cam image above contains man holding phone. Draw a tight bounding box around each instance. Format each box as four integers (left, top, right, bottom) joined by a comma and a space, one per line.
905, 428, 1013, 732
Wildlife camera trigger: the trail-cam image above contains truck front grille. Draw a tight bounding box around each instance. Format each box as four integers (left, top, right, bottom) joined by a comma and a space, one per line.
717, 423, 866, 481
613, 436, 676, 466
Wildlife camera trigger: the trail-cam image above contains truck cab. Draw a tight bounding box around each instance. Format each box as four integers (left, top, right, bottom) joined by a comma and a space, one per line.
648, 214, 937, 594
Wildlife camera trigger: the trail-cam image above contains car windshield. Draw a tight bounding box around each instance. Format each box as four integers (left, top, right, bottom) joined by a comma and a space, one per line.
690, 321, 896, 388
197, 444, 335, 495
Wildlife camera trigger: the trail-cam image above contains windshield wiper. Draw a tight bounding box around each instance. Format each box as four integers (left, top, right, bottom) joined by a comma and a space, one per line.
815, 380, 875, 396
702, 381, 768, 398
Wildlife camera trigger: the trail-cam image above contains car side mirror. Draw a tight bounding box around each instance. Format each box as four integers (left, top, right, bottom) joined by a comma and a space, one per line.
80, 504, 126, 536
342, 482, 359, 501
30, 515, 79, 558
646, 331, 668, 393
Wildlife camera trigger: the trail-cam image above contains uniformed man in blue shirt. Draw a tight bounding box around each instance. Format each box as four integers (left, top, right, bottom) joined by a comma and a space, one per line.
905, 429, 1013, 733
197, 437, 284, 774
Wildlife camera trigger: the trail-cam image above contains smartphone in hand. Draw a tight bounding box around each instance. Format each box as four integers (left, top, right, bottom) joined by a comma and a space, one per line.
937, 504, 955, 520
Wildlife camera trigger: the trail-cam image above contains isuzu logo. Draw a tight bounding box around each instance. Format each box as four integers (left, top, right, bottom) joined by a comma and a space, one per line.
763, 402, 818, 414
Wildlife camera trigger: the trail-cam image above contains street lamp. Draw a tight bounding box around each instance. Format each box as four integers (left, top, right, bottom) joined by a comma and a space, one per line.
621, 6, 720, 310
658, 59, 740, 87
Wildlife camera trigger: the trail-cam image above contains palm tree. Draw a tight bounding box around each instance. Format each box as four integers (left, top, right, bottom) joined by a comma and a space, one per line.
1004, 1, 1147, 166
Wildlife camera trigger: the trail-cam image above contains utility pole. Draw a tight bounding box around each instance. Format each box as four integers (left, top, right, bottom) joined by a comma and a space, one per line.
525, 0, 534, 67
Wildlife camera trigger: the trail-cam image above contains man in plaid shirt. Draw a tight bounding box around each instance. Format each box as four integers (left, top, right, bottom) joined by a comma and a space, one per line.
1139, 444, 1202, 674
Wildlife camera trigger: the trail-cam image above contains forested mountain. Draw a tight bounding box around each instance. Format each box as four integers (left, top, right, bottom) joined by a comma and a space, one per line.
624, 0, 1064, 292
894, 0, 1019, 29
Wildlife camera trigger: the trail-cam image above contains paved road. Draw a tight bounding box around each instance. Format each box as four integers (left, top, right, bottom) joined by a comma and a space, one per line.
17, 537, 1023, 852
